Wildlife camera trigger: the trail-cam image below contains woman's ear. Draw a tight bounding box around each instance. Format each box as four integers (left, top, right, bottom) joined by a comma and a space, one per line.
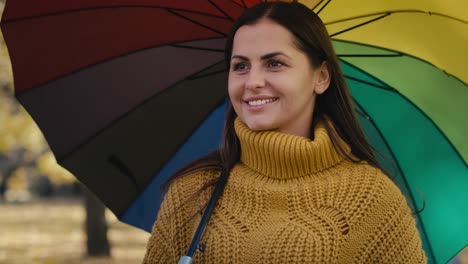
314, 61, 331, 95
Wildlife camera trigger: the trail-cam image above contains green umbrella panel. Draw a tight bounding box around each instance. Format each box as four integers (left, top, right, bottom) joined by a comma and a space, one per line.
335, 40, 468, 264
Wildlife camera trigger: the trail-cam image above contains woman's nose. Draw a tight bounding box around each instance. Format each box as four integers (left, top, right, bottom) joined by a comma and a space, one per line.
245, 67, 266, 90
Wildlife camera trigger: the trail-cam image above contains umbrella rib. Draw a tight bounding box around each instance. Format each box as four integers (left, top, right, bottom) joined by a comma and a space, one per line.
329, 13, 390, 37
187, 69, 227, 80
167, 9, 227, 37
170, 44, 225, 53
326, 10, 468, 37
344, 75, 393, 91
240, 0, 248, 8
208, 0, 236, 21
352, 99, 437, 262
1, 5, 230, 24
316, 0, 331, 15
343, 59, 468, 169
326, 10, 468, 25
183, 60, 226, 80
338, 54, 401, 58
227, 0, 247, 8
429, 12, 468, 24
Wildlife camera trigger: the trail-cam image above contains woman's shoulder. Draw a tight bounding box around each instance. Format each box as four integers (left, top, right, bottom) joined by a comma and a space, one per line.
344, 161, 407, 201
166, 167, 221, 197
340, 162, 416, 231
338, 161, 403, 199
155, 168, 221, 225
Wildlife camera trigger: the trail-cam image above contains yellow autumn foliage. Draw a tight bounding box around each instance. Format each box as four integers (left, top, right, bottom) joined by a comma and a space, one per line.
36, 152, 75, 184
1, 4, 76, 185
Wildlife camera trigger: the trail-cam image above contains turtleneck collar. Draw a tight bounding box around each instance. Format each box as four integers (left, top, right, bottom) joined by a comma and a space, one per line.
234, 117, 351, 180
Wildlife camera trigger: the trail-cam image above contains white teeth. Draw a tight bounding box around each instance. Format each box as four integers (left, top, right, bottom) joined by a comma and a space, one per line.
248, 98, 276, 106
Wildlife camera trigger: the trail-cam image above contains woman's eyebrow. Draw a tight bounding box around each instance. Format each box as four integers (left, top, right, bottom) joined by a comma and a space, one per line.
260, 52, 290, 60
231, 55, 248, 61
231, 52, 291, 61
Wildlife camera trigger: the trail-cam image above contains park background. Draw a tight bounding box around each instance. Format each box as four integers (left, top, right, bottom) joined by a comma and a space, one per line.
0, 1, 466, 263
0, 1, 150, 263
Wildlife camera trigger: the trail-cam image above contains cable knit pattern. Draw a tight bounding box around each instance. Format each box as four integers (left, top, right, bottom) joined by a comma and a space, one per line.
144, 118, 427, 263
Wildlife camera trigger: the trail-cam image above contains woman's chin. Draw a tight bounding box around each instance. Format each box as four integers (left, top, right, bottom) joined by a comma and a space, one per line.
244, 119, 278, 132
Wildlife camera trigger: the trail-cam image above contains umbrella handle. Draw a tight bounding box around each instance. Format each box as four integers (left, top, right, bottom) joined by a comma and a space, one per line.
178, 256, 193, 264
179, 167, 229, 262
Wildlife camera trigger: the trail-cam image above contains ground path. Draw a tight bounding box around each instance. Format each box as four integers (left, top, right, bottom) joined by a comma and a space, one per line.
0, 198, 150, 264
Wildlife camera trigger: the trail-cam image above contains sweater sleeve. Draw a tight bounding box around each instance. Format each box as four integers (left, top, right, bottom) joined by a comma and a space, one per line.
355, 171, 427, 263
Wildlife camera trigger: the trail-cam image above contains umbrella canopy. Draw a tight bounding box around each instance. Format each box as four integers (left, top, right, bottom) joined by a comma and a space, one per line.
1, 1, 467, 263
335, 41, 468, 264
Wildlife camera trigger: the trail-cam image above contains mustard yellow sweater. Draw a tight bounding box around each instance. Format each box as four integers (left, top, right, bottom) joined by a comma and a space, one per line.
144, 119, 427, 263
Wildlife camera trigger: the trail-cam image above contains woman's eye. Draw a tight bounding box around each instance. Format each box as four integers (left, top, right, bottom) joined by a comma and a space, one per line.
232, 62, 249, 72
269, 60, 284, 69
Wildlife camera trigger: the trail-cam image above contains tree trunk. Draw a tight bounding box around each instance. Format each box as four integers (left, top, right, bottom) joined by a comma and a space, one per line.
84, 187, 111, 257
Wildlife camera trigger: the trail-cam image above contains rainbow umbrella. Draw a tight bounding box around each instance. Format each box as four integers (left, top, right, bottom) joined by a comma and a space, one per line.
1, 1, 467, 263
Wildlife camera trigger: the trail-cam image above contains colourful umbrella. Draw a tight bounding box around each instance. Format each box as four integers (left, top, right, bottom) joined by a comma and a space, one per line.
337, 42, 468, 263
1, 1, 467, 263
308, 1, 468, 262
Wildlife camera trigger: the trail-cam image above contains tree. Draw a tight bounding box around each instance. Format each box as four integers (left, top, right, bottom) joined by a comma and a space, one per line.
83, 186, 111, 257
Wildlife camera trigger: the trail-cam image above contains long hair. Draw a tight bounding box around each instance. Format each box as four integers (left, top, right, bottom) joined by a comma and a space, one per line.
164, 2, 385, 191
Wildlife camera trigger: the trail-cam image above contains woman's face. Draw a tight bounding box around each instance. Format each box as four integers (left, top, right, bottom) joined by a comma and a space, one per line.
228, 19, 330, 138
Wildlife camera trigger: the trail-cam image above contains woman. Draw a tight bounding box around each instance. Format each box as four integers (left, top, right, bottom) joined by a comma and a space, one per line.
144, 2, 427, 263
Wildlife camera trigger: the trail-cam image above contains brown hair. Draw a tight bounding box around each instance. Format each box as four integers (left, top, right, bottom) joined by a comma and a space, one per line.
164, 2, 384, 191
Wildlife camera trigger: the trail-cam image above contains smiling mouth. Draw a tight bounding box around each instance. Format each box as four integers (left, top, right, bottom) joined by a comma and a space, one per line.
247, 98, 278, 106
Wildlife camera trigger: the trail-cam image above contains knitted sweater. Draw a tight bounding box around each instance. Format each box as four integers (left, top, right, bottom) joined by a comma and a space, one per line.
144, 118, 427, 263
